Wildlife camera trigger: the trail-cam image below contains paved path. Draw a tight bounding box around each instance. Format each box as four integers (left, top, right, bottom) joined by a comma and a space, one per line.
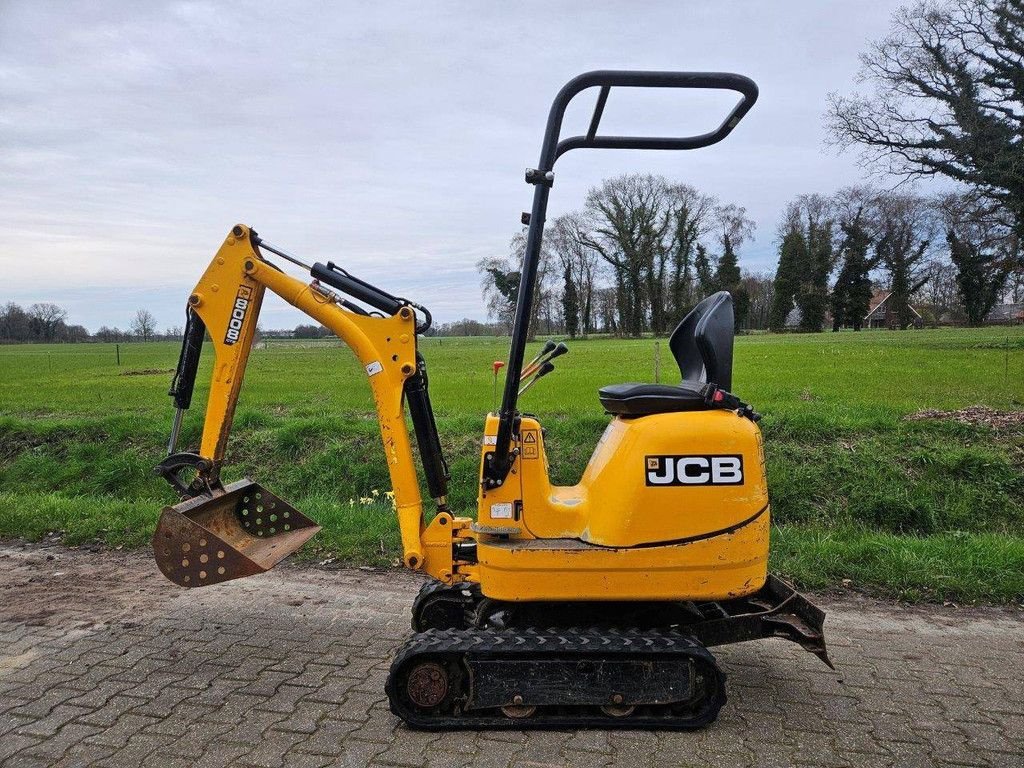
0, 542, 1021, 768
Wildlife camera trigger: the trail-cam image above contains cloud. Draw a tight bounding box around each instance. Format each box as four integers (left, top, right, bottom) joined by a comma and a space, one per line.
1, 0, 904, 331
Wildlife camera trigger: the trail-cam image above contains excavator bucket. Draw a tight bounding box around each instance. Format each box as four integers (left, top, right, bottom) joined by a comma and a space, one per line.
153, 479, 320, 588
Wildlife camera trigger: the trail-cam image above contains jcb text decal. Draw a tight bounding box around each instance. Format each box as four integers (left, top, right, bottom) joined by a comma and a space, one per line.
224, 286, 253, 345
645, 455, 744, 486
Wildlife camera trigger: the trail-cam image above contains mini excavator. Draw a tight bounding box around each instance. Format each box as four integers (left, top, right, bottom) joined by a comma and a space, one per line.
153, 71, 830, 730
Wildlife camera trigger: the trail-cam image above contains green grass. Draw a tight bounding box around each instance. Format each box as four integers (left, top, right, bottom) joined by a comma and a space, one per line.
1, 327, 1023, 602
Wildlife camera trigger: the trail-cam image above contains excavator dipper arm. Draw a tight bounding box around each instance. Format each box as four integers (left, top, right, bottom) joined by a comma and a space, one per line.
153, 225, 464, 588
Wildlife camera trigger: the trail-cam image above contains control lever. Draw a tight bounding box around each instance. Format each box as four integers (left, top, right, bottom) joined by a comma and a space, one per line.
521, 342, 568, 381
522, 340, 556, 377
491, 360, 506, 412
518, 361, 555, 397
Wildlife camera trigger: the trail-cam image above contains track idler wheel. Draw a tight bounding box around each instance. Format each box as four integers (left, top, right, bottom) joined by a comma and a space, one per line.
405, 662, 450, 710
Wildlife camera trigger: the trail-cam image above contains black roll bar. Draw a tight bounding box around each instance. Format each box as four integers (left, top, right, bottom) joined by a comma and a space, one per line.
484, 70, 758, 487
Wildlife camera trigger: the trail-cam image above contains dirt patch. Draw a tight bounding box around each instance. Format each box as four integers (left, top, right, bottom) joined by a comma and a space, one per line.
119, 367, 173, 377
906, 405, 1024, 431
0, 541, 181, 629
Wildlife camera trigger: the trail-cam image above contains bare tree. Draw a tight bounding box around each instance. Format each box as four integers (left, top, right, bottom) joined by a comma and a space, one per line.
28, 302, 68, 341
665, 184, 719, 321
95, 326, 123, 343
1008, 265, 1024, 302
482, 173, 752, 338
63, 324, 90, 342
478, 232, 556, 339
935, 190, 1020, 323
130, 309, 158, 342
917, 259, 961, 318
583, 174, 675, 336
0, 302, 31, 342
874, 191, 936, 326
740, 271, 776, 330
715, 204, 756, 251
826, 0, 1024, 235
593, 287, 619, 334
477, 250, 521, 334
547, 213, 601, 337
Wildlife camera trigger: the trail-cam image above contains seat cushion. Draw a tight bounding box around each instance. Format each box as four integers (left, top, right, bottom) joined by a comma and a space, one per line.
598, 382, 710, 417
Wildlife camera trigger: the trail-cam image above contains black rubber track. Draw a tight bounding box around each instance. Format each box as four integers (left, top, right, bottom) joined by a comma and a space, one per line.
386, 626, 726, 730
409, 579, 476, 631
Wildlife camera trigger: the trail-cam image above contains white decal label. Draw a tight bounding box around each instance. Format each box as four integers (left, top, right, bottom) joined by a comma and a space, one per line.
483, 435, 497, 445
490, 502, 513, 519
365, 361, 383, 376
645, 455, 744, 486
223, 286, 253, 345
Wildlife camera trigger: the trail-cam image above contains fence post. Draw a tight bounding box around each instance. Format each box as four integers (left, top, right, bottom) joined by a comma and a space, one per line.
116, 344, 121, 366
654, 340, 661, 384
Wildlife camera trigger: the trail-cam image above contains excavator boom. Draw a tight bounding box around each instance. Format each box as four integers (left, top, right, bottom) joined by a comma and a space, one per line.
153, 225, 463, 587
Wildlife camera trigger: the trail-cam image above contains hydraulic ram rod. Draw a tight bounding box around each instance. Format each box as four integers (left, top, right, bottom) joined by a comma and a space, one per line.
166, 309, 206, 455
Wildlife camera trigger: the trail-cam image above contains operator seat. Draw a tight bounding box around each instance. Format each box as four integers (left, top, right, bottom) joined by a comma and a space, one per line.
598, 291, 735, 417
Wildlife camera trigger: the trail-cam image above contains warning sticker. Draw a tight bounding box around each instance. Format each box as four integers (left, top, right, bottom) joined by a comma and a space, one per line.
365, 361, 383, 376
521, 429, 539, 459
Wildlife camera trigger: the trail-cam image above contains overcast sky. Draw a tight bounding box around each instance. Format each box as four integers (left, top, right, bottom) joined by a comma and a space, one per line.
1, 1, 909, 332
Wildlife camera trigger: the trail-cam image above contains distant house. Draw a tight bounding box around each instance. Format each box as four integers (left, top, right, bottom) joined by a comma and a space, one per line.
985, 303, 1024, 325
864, 290, 923, 329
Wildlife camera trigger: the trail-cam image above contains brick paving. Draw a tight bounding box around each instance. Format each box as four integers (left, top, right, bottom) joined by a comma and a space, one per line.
1, 542, 1022, 767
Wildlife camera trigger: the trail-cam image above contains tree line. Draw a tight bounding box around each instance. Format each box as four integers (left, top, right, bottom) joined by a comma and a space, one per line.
808, 0, 1024, 329
0, 302, 88, 343
0, 304, 168, 344
769, 187, 1021, 331
478, 174, 767, 338
478, 0, 1024, 337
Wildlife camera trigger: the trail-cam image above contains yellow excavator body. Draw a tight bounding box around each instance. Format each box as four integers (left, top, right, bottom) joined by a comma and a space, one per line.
152, 70, 830, 731
155, 226, 770, 602
472, 413, 770, 602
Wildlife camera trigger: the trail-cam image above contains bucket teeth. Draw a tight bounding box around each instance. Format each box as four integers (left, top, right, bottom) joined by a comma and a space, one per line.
153, 479, 320, 588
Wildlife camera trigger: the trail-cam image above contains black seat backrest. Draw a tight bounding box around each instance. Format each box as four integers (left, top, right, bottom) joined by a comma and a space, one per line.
667, 291, 734, 391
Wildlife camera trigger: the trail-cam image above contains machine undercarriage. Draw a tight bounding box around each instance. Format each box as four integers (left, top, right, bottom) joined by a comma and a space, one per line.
389, 575, 829, 729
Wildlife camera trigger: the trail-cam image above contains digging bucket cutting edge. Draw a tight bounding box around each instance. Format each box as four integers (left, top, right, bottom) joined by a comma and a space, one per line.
153, 479, 320, 588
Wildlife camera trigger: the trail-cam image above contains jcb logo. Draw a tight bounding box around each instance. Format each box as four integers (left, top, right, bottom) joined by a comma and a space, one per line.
645, 455, 744, 486
223, 286, 252, 345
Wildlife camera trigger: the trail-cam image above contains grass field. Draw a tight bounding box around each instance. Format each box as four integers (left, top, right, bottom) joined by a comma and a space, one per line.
2, 327, 1023, 602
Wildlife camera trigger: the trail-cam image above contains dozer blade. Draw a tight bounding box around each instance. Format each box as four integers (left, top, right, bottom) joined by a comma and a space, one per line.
153, 479, 320, 588
688, 575, 833, 669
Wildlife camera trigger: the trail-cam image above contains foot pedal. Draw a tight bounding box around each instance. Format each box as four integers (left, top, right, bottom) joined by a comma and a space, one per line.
153, 479, 320, 588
